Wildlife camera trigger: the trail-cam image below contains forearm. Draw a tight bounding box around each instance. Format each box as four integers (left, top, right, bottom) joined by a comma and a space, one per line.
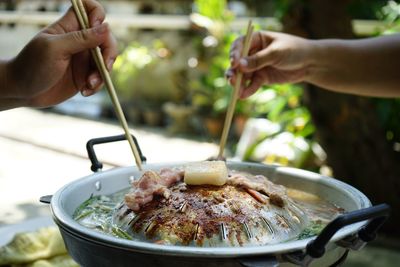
306, 34, 400, 97
0, 59, 27, 110
0, 98, 27, 111
0, 60, 9, 97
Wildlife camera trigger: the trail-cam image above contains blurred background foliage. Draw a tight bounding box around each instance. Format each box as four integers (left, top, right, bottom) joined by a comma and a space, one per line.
374, 1, 400, 148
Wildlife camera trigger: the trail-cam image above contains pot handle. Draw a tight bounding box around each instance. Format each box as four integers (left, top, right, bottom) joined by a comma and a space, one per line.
281, 203, 390, 267
40, 195, 52, 204
86, 134, 147, 172
306, 203, 390, 259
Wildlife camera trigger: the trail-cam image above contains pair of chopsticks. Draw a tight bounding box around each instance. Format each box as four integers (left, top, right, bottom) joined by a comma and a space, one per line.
70, 0, 143, 171
218, 21, 254, 158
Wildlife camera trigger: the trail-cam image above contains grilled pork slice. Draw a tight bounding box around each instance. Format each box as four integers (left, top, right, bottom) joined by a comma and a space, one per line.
227, 171, 287, 207
125, 168, 184, 211
125, 167, 288, 212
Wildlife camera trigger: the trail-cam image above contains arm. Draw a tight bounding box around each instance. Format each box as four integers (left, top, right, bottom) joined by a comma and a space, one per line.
0, 0, 118, 111
228, 31, 400, 98
308, 34, 400, 97
0, 60, 26, 110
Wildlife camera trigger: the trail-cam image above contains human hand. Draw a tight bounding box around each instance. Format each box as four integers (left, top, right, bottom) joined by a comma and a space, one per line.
5, 0, 117, 108
226, 31, 313, 98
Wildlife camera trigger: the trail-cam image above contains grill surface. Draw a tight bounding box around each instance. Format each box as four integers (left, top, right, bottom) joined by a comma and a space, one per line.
113, 182, 308, 246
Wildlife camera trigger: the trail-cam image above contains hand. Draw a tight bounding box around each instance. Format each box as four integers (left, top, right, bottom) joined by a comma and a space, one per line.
226, 31, 313, 98
5, 0, 117, 108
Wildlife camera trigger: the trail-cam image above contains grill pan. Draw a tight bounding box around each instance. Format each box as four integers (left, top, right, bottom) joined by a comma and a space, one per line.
40, 135, 390, 267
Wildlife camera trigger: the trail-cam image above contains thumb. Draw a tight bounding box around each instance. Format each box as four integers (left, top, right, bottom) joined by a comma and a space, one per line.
239, 47, 278, 72
53, 23, 109, 56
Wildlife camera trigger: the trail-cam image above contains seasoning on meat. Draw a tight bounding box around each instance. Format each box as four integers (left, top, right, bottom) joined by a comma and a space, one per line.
124, 168, 184, 211
245, 188, 268, 204
227, 171, 287, 207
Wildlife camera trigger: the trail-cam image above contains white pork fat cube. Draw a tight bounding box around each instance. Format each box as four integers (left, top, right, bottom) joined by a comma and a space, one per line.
184, 161, 228, 186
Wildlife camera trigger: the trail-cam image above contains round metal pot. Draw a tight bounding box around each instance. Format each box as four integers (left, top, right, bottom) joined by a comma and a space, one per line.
41, 135, 390, 267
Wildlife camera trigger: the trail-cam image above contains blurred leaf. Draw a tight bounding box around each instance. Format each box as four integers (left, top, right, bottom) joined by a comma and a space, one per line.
295, 123, 316, 138
267, 97, 287, 121
195, 0, 227, 20
378, 0, 400, 33
374, 2, 400, 143
243, 132, 279, 161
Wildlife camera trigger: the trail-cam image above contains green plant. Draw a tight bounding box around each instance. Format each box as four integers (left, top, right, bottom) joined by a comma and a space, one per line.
374, 1, 400, 143
112, 40, 189, 110
112, 43, 154, 100
378, 0, 400, 33
238, 83, 318, 168
250, 84, 315, 138
190, 0, 257, 119
190, 32, 239, 117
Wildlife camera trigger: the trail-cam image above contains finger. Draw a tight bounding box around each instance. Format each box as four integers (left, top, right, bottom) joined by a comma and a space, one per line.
240, 84, 260, 99
226, 67, 242, 87
81, 80, 103, 97
240, 72, 267, 99
242, 72, 252, 87
227, 69, 250, 91
53, 23, 110, 56
81, 84, 102, 97
84, 0, 106, 27
99, 32, 118, 71
225, 68, 234, 80
52, 0, 106, 33
87, 71, 102, 90
229, 36, 244, 68
240, 73, 252, 94
230, 31, 267, 68
235, 73, 249, 95
228, 70, 238, 87
239, 46, 278, 73
81, 88, 94, 97
228, 74, 235, 87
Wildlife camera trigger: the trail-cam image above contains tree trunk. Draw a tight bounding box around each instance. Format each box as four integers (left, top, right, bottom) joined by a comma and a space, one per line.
283, 0, 400, 237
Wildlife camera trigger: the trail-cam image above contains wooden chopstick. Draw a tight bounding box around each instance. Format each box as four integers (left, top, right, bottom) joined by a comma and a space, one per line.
218, 21, 254, 158
71, 0, 143, 171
